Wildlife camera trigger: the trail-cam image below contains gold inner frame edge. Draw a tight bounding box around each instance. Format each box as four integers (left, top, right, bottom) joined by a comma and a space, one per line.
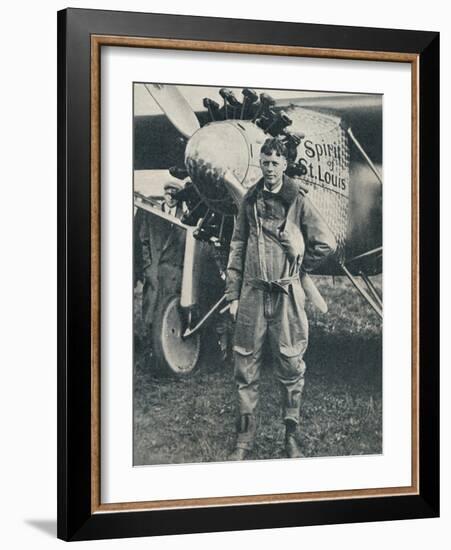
90, 35, 420, 514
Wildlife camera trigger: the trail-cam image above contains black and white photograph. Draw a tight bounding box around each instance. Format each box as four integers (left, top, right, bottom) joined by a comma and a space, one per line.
133, 83, 383, 466
0, 0, 445, 545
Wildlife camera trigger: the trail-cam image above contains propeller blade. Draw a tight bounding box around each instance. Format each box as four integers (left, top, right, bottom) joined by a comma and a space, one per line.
144, 84, 200, 139
223, 170, 246, 207
300, 273, 328, 313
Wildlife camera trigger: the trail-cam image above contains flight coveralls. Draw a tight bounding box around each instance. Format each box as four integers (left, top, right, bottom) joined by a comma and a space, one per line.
225, 176, 337, 450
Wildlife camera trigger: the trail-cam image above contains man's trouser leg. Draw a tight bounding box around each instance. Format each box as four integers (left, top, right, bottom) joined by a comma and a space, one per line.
233, 341, 265, 451
274, 345, 307, 458
268, 297, 308, 426
269, 304, 308, 457
276, 350, 307, 425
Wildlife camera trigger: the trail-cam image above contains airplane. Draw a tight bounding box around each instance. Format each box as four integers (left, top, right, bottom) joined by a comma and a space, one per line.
133, 83, 382, 376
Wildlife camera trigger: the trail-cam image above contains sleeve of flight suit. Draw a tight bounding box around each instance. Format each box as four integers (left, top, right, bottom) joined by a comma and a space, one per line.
225, 200, 249, 302
300, 196, 337, 273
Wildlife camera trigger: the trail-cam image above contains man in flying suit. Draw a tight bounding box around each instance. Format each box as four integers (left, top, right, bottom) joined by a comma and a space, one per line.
226, 137, 337, 460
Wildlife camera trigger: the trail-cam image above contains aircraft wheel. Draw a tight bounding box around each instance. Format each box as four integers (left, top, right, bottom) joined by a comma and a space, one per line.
152, 294, 201, 377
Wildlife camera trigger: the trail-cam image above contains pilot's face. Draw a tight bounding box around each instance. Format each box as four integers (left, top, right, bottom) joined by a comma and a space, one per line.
260, 151, 287, 190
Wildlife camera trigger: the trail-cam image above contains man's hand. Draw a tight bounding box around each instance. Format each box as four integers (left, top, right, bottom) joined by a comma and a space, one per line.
229, 300, 239, 321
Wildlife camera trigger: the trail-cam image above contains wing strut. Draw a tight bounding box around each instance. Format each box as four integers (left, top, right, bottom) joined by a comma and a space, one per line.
347, 127, 383, 184
359, 270, 383, 309
339, 262, 383, 319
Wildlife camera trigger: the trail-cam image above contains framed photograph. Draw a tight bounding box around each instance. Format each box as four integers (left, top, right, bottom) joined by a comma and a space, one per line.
57, 8, 439, 541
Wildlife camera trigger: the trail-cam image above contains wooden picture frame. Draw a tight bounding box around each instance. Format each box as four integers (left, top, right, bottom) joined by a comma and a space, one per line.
57, 7, 439, 541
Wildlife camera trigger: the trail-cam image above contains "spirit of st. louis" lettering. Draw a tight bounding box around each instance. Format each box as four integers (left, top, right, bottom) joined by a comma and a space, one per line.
300, 139, 347, 192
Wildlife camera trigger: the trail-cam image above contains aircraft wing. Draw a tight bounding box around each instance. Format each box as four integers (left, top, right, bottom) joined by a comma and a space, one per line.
134, 169, 183, 200
273, 93, 381, 111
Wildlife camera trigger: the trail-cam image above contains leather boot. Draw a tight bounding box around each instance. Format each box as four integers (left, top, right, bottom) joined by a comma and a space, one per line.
228, 414, 255, 461
285, 420, 303, 458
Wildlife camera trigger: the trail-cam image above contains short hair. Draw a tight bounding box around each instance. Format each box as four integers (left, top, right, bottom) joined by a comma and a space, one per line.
260, 137, 288, 160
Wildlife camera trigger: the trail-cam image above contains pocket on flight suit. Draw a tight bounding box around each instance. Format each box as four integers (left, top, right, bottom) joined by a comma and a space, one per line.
233, 345, 257, 387
279, 341, 306, 358
232, 312, 255, 355
279, 283, 308, 355
232, 285, 256, 354
279, 281, 308, 378
278, 340, 307, 380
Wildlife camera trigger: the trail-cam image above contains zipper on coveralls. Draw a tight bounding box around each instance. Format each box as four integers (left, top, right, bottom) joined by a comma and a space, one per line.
254, 202, 275, 318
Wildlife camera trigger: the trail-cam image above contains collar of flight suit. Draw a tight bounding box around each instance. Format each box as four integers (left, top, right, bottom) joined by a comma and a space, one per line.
245, 174, 300, 208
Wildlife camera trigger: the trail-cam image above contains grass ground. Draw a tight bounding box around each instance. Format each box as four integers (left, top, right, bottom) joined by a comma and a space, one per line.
133, 275, 382, 465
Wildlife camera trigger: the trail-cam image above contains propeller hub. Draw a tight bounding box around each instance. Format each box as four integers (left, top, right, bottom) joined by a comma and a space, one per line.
185, 121, 266, 215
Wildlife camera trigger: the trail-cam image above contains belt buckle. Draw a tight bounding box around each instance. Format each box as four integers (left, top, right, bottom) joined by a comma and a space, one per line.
271, 281, 290, 295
